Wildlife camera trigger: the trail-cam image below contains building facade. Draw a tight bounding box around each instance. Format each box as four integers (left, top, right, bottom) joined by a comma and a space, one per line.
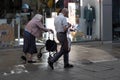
0, 0, 120, 48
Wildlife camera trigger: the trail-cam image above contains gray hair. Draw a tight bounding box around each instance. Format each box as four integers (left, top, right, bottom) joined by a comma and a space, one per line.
33, 14, 43, 21
61, 8, 68, 14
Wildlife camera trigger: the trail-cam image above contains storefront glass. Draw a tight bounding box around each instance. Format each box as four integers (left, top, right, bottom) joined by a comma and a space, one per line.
112, 0, 120, 41
45, 0, 101, 42
0, 0, 22, 48
0, 0, 102, 48
70, 0, 100, 42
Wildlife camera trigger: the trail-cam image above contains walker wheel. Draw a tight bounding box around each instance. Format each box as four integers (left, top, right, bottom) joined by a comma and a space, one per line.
37, 53, 42, 59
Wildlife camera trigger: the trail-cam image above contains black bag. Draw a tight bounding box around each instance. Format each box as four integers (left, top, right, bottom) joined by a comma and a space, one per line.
45, 33, 57, 52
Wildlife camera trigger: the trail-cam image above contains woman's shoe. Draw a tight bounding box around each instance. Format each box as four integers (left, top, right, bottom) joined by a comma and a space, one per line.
21, 56, 27, 61
28, 60, 37, 63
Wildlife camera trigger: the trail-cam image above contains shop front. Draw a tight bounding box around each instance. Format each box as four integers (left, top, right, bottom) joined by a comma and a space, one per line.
0, 0, 119, 48
70, 0, 101, 42
49, 0, 101, 42
75, 0, 117, 43
112, 0, 120, 41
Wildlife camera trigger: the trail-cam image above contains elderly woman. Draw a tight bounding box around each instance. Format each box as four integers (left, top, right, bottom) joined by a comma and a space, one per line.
21, 14, 53, 63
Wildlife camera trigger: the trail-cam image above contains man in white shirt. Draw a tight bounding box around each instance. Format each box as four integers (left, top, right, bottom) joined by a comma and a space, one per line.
48, 8, 74, 69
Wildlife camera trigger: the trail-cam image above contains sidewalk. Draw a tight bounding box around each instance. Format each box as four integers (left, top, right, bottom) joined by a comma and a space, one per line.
0, 42, 120, 80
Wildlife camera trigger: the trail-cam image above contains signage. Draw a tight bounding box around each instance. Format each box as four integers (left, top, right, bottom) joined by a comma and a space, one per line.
68, 3, 76, 25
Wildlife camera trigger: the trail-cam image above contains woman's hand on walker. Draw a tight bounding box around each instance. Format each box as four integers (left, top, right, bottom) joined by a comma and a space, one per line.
48, 29, 54, 33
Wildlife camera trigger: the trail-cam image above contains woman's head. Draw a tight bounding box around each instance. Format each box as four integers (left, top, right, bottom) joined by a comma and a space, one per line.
33, 14, 43, 21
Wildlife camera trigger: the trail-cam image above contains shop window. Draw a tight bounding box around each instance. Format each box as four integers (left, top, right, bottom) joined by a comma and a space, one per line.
112, 0, 120, 40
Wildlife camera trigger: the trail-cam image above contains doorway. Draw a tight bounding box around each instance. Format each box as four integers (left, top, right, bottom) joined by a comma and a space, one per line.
112, 0, 120, 41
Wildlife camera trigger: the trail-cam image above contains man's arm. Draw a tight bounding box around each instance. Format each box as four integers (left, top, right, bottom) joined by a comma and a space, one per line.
63, 23, 71, 32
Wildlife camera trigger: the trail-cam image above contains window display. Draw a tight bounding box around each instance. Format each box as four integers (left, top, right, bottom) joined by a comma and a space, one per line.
84, 3, 95, 39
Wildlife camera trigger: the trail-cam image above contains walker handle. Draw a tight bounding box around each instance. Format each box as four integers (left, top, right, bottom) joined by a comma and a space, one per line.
48, 32, 55, 40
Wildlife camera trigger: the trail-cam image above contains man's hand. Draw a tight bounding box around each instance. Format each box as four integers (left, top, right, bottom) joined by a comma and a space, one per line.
68, 23, 71, 28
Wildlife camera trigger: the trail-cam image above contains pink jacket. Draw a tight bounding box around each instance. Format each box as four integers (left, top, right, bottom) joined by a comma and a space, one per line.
25, 18, 48, 38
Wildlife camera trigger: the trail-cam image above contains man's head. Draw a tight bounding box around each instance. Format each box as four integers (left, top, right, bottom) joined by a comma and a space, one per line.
61, 8, 68, 17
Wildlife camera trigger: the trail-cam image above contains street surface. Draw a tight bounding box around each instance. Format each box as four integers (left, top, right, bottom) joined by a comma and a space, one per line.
0, 42, 120, 80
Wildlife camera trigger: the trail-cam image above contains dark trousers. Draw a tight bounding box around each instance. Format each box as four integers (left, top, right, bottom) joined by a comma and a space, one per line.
86, 21, 93, 36
51, 32, 69, 65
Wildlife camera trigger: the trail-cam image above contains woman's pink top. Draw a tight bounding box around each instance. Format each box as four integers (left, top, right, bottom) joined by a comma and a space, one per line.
25, 18, 48, 38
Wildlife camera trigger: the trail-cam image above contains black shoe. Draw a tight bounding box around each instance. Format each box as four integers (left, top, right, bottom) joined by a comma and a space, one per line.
64, 64, 74, 68
21, 56, 27, 61
48, 61, 54, 70
28, 60, 37, 63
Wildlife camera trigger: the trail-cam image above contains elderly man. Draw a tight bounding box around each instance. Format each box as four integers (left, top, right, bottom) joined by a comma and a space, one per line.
48, 8, 74, 69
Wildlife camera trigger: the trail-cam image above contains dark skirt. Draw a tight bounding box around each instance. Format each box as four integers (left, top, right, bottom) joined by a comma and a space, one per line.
23, 31, 37, 54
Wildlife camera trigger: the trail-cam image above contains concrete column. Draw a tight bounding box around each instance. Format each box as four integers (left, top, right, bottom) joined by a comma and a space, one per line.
101, 0, 112, 42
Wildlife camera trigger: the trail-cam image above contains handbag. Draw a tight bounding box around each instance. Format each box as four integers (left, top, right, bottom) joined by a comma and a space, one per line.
45, 33, 57, 52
